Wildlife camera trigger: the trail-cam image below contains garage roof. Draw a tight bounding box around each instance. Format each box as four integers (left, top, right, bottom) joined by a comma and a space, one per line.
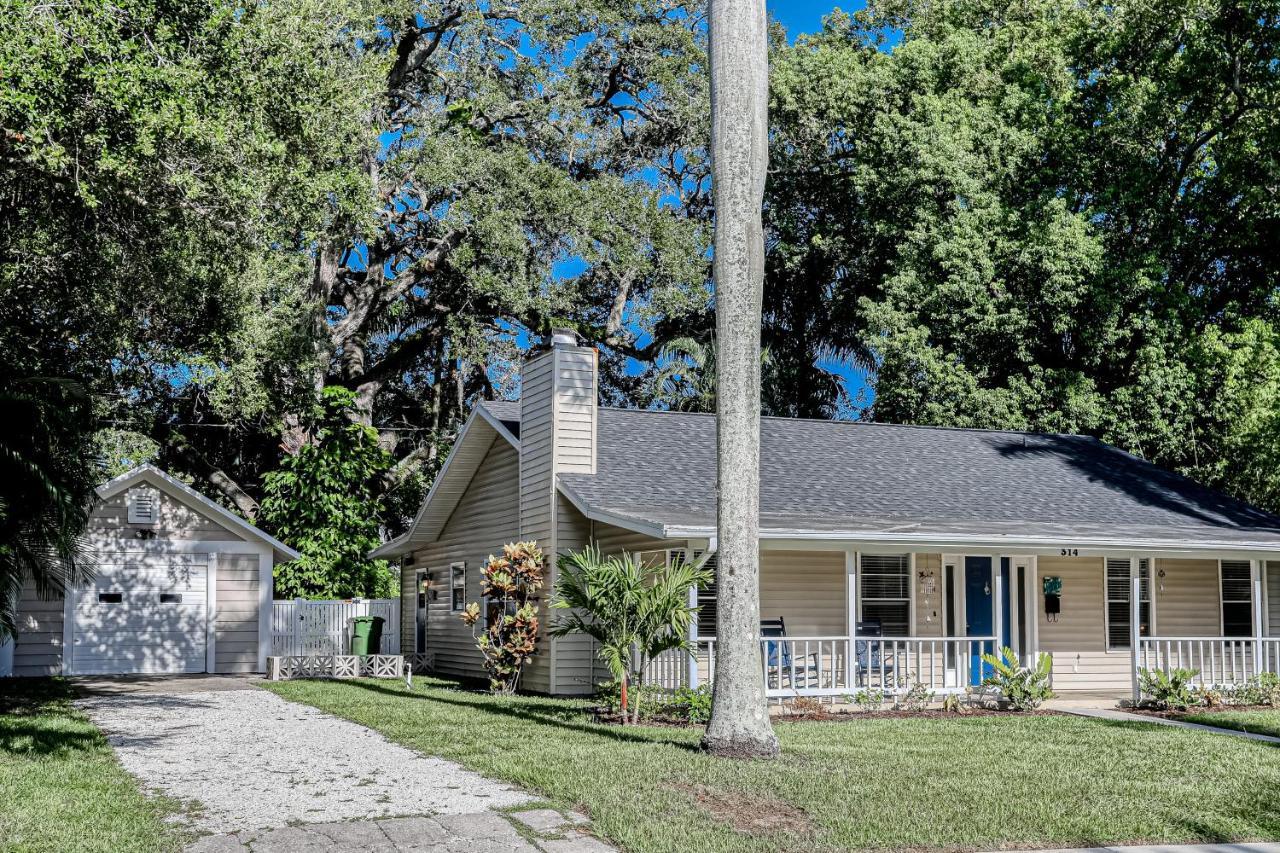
97, 465, 299, 561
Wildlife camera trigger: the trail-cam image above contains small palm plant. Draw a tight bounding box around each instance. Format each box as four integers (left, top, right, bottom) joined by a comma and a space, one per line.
979, 646, 1055, 711
551, 547, 712, 723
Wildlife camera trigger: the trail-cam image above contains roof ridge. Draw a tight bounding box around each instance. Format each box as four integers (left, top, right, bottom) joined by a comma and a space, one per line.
594, 406, 1092, 441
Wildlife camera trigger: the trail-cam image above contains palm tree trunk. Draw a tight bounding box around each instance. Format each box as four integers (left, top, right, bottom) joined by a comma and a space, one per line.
700, 0, 779, 759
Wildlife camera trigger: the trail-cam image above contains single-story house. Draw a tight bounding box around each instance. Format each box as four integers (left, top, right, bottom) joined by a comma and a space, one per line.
0, 464, 296, 677
372, 329, 1280, 701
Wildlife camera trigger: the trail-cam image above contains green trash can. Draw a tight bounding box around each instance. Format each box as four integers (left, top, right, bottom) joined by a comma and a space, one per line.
349, 616, 385, 657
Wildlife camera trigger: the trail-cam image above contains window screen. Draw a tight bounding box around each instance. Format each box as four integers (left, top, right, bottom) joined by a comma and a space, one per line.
860, 554, 910, 637
98, 592, 123, 604
1220, 560, 1253, 637
450, 563, 466, 612
1106, 558, 1151, 649
159, 593, 182, 604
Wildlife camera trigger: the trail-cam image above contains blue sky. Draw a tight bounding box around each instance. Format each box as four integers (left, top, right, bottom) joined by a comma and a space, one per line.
769, 1, 865, 39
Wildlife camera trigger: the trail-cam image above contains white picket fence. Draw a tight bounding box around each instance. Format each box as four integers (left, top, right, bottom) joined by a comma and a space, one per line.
271, 598, 400, 657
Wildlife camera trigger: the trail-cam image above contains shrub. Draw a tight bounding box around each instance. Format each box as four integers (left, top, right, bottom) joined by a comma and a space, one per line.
594, 682, 712, 725
850, 688, 885, 712
1138, 667, 1199, 711
980, 647, 1055, 711
787, 696, 829, 719
1232, 672, 1280, 707
459, 541, 545, 694
895, 678, 934, 712
667, 685, 713, 724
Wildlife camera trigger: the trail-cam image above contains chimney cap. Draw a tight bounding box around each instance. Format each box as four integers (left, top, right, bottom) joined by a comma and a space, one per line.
550, 327, 580, 347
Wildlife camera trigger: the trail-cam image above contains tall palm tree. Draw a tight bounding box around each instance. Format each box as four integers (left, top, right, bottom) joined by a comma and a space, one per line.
701, 0, 779, 757
0, 378, 98, 639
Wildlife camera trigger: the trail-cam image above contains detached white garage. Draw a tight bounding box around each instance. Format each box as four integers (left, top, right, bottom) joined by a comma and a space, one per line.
3, 465, 297, 677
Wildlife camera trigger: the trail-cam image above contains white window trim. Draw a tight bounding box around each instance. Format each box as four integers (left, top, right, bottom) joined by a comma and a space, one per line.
1104, 556, 1153, 652
449, 561, 466, 612
1218, 559, 1253, 638
856, 551, 913, 638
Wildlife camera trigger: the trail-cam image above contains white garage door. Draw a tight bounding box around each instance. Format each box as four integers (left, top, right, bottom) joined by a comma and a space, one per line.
71, 551, 209, 675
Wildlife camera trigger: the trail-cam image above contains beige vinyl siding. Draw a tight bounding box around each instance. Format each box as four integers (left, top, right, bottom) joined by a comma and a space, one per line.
1269, 561, 1280, 637
214, 553, 260, 672
914, 553, 943, 638
1035, 556, 1130, 690
12, 579, 64, 676
759, 550, 845, 636
518, 352, 555, 693
405, 436, 522, 682
1152, 558, 1221, 637
553, 348, 597, 476
90, 486, 246, 544
552, 497, 596, 694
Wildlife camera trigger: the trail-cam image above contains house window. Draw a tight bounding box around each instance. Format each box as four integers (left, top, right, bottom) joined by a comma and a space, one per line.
1106, 558, 1151, 649
1220, 560, 1253, 637
668, 550, 718, 637
860, 554, 910, 637
450, 563, 466, 612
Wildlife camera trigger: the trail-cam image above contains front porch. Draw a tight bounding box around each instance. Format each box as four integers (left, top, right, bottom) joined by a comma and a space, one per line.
645, 545, 1280, 704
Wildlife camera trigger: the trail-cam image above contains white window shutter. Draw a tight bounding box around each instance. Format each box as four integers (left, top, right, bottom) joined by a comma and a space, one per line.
127, 487, 158, 526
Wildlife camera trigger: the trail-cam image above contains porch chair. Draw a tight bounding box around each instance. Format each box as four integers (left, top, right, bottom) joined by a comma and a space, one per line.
760, 617, 822, 689
854, 620, 895, 687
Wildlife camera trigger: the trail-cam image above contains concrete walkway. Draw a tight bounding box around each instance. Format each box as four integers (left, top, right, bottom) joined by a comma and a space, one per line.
1060, 707, 1280, 744
74, 678, 616, 853
189, 810, 613, 853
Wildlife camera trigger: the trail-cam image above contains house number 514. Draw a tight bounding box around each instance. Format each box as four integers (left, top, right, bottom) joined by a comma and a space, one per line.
1060, 548, 1079, 556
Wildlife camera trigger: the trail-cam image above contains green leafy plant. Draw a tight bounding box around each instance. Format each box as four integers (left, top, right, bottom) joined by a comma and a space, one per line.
1232, 673, 1280, 707
459, 541, 545, 695
941, 693, 963, 714
980, 647, 1056, 711
849, 688, 885, 712
261, 387, 396, 599
667, 685, 714, 725
551, 547, 712, 724
895, 678, 935, 712
1138, 667, 1200, 711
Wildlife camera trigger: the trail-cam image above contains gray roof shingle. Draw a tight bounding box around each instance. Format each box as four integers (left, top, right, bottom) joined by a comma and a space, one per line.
547, 408, 1280, 547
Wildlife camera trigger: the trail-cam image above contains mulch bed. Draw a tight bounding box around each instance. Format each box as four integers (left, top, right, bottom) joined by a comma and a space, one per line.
1127, 704, 1278, 721
588, 706, 1059, 726
774, 707, 1063, 722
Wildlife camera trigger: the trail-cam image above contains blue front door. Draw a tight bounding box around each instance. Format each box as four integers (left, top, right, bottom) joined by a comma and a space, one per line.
965, 557, 993, 684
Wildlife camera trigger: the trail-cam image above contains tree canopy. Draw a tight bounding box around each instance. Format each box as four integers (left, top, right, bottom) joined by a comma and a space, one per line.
5, 0, 1280, 608
764, 0, 1280, 505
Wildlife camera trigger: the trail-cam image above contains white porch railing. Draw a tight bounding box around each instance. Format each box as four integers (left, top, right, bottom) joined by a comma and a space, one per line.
1137, 637, 1280, 688
644, 635, 999, 698
271, 598, 400, 657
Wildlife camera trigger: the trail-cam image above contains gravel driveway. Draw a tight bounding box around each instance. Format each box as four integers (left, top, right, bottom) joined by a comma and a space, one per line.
75, 683, 592, 851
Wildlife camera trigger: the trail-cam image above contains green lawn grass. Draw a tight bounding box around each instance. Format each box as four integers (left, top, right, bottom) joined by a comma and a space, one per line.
264, 676, 1280, 853
1182, 709, 1280, 739
0, 679, 186, 853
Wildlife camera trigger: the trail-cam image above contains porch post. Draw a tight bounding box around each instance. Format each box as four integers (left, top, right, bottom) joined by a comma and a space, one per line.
1252, 560, 1264, 678
687, 581, 699, 689
1130, 573, 1141, 705
993, 570, 1004, 659
845, 548, 857, 691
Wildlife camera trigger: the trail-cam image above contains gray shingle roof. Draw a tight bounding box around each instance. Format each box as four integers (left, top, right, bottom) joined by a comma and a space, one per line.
551, 408, 1280, 547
